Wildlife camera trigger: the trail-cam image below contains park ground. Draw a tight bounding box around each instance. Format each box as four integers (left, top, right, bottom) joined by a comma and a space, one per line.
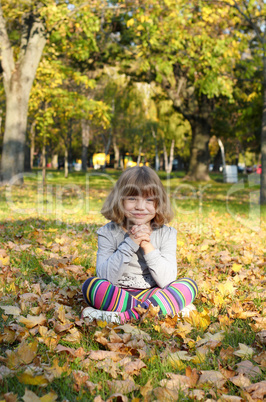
0, 169, 265, 401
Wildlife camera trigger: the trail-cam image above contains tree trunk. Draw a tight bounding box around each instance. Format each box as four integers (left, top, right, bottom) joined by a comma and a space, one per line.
185, 119, 211, 181
113, 136, 120, 169
81, 119, 90, 172
42, 143, 46, 186
137, 146, 142, 166
0, 7, 46, 182
151, 126, 159, 171
24, 142, 31, 172
30, 121, 36, 170
64, 147, 68, 178
163, 139, 175, 174
260, 50, 266, 204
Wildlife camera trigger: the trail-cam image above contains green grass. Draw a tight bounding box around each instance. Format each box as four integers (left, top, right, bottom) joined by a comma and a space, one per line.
0, 169, 265, 401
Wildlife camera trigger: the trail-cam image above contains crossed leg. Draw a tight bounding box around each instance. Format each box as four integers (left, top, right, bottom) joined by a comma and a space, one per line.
82, 277, 198, 323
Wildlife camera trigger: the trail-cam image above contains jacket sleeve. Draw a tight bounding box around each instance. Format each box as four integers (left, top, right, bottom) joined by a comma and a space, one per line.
143, 227, 177, 288
96, 228, 139, 283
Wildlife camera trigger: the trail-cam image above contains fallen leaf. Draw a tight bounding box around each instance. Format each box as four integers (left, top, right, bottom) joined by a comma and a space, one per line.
107, 379, 139, 394
18, 314, 46, 329
17, 370, 49, 387
88, 350, 123, 362
1, 392, 18, 402
236, 360, 262, 379
219, 395, 244, 401
244, 380, 266, 399
0, 305, 21, 316
230, 373, 251, 388
122, 359, 146, 375
116, 324, 151, 341
63, 327, 82, 343
233, 343, 255, 359
6, 340, 38, 369
160, 372, 190, 391
253, 351, 266, 368
198, 370, 227, 388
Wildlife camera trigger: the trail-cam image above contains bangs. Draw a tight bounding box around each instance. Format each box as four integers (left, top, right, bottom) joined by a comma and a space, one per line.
120, 170, 161, 200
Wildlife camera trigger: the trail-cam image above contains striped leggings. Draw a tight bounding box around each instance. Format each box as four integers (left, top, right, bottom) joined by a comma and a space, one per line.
82, 277, 198, 323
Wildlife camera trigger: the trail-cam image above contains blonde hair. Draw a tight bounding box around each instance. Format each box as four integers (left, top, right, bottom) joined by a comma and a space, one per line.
101, 166, 174, 227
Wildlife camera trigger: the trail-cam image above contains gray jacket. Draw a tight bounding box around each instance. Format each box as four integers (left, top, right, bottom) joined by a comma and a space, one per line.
96, 222, 177, 289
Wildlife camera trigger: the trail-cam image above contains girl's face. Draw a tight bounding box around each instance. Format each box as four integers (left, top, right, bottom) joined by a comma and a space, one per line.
123, 195, 156, 227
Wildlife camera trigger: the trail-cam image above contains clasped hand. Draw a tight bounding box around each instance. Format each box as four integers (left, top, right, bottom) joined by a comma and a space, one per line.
129, 225, 154, 254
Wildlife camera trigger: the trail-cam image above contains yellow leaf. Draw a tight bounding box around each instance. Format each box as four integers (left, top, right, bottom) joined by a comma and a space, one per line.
40, 392, 58, 402
200, 244, 208, 251
232, 263, 242, 273
217, 281, 236, 297
0, 256, 10, 266
17, 371, 49, 387
177, 240, 184, 247
126, 18, 134, 27
184, 309, 211, 331
18, 314, 46, 329
7, 340, 38, 369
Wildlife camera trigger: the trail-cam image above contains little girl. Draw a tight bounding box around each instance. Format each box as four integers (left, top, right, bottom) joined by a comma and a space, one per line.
82, 166, 198, 323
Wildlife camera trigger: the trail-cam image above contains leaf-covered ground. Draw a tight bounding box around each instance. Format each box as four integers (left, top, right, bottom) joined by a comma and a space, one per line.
0, 171, 265, 402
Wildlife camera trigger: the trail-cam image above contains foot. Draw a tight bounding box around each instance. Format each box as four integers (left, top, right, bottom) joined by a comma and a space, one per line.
81, 306, 103, 321
180, 303, 196, 317
81, 306, 121, 324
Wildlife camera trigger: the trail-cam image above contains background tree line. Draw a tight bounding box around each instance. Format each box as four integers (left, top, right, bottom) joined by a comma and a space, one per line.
0, 0, 265, 201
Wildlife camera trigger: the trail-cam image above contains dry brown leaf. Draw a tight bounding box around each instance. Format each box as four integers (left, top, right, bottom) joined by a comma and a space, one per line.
18, 314, 46, 329
185, 366, 200, 387
219, 346, 235, 361
219, 395, 244, 401
72, 370, 89, 391
6, 340, 38, 369
140, 379, 153, 398
153, 386, 186, 401
160, 373, 190, 391
0, 305, 21, 316
236, 360, 262, 379
253, 351, 266, 368
38, 327, 59, 351
89, 350, 124, 362
244, 380, 266, 399
107, 379, 139, 394
255, 330, 266, 345
22, 389, 41, 402
43, 358, 71, 379
63, 327, 82, 343
250, 317, 266, 332
198, 370, 227, 388
230, 373, 251, 388
122, 359, 146, 375
55, 345, 86, 359
95, 359, 119, 379
0, 327, 17, 344
115, 324, 151, 341
2, 392, 18, 402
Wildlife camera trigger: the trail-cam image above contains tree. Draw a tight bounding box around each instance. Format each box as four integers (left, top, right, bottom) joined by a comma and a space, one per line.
216, 0, 266, 203
116, 0, 246, 180
0, 0, 99, 183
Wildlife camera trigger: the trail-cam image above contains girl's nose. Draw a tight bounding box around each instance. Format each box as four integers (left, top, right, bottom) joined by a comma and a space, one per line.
136, 198, 145, 209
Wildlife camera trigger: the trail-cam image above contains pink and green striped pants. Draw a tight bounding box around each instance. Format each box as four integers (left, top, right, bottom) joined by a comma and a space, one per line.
82, 277, 198, 323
